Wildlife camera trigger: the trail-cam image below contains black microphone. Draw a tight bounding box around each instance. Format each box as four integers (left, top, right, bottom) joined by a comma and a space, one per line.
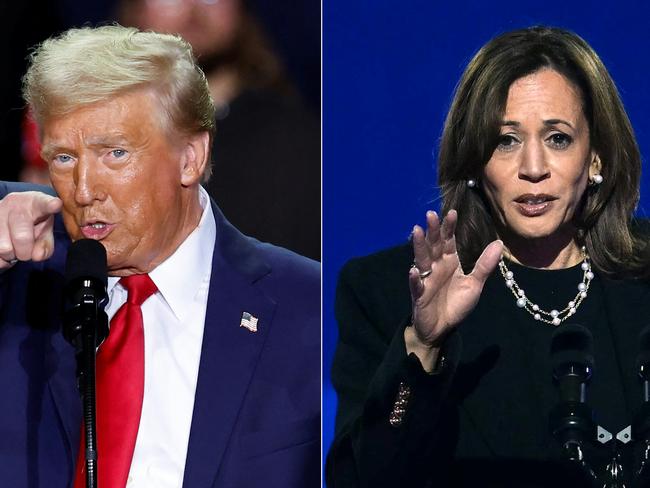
63, 239, 109, 349
549, 324, 596, 463
551, 323, 595, 403
63, 239, 108, 488
636, 326, 650, 402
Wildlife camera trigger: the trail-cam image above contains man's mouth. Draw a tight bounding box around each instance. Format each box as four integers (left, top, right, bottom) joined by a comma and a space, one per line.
80, 221, 115, 240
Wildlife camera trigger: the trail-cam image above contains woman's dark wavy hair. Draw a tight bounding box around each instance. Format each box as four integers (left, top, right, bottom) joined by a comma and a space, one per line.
438, 26, 648, 278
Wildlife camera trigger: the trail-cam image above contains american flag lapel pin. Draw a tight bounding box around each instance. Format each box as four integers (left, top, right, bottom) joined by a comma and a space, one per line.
240, 312, 258, 333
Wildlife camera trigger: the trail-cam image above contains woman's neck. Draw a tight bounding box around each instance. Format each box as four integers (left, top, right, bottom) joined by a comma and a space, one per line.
207, 67, 241, 109
501, 229, 583, 270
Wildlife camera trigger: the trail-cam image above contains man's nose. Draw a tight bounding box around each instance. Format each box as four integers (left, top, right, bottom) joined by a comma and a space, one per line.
73, 157, 107, 205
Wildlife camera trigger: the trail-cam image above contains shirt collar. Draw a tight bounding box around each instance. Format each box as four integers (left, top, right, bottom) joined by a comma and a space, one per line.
107, 187, 216, 323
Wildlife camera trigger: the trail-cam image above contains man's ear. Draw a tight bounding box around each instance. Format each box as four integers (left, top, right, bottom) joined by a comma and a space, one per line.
180, 131, 210, 187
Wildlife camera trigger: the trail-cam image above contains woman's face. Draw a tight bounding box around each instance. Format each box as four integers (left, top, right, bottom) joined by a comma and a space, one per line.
481, 68, 599, 245
126, 0, 243, 59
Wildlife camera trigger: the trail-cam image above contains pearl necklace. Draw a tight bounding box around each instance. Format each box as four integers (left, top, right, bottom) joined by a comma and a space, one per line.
498, 249, 594, 326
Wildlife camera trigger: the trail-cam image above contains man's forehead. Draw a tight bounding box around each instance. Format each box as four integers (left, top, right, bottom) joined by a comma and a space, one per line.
45, 88, 159, 125
41, 94, 160, 144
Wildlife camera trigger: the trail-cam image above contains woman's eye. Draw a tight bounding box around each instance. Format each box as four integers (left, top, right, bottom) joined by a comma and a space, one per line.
547, 133, 573, 149
496, 134, 519, 151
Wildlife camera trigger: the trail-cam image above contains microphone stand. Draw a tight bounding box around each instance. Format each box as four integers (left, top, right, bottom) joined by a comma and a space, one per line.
632, 329, 650, 487
549, 381, 601, 487
549, 324, 602, 486
633, 364, 650, 487
549, 325, 650, 486
64, 281, 108, 488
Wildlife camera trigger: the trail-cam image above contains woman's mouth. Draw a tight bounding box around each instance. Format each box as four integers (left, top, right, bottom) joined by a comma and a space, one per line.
513, 194, 557, 217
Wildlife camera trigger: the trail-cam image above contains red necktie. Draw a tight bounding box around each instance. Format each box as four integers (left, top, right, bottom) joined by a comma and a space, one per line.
74, 274, 158, 488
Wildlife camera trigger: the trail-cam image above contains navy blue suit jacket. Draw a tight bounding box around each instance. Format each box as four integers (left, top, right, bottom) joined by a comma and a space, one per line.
0, 181, 320, 487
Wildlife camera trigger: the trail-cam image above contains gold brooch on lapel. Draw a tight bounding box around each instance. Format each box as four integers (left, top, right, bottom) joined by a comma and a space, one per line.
240, 312, 258, 333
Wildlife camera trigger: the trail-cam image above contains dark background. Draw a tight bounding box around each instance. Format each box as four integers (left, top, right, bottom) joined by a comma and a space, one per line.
323, 0, 650, 465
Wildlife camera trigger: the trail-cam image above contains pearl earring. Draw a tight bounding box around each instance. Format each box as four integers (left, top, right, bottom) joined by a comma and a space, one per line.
467, 179, 477, 188
591, 174, 603, 185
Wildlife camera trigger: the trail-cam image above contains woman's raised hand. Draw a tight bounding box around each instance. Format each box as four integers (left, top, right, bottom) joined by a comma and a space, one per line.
406, 210, 503, 370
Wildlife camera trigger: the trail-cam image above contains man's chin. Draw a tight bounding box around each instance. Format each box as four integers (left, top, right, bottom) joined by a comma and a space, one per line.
106, 252, 150, 278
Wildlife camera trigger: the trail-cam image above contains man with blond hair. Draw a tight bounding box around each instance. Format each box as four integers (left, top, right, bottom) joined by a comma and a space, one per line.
0, 25, 319, 488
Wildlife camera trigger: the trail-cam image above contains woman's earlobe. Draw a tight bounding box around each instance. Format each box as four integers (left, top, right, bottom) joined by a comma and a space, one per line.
587, 154, 603, 186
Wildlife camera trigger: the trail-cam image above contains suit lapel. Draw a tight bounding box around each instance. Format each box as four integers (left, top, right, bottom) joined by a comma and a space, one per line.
29, 250, 82, 480
47, 326, 82, 478
182, 203, 277, 488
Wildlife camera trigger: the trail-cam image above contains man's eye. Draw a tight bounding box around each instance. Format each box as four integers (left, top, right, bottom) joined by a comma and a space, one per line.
54, 154, 73, 164
547, 133, 572, 149
110, 149, 127, 158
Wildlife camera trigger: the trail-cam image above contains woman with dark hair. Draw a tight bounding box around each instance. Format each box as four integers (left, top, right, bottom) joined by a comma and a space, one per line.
326, 26, 650, 487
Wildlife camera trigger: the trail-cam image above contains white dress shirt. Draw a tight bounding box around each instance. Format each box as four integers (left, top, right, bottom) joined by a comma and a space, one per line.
104, 187, 216, 487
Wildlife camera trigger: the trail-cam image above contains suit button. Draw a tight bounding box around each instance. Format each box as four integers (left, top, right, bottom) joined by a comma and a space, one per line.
389, 382, 411, 427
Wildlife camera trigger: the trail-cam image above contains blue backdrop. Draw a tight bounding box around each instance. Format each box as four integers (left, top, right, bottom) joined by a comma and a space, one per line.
323, 0, 650, 470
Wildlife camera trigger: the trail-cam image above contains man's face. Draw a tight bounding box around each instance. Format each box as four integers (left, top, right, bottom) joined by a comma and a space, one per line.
42, 89, 204, 276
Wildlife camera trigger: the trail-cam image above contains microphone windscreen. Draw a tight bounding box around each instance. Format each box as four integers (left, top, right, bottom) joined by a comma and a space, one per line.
550, 323, 594, 374
64, 239, 108, 288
